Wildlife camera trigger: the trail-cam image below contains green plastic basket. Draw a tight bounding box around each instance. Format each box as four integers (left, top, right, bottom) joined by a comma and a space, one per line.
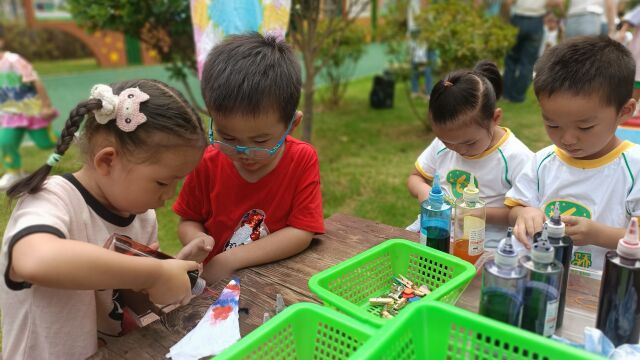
350, 300, 601, 360
308, 239, 476, 327
214, 303, 375, 360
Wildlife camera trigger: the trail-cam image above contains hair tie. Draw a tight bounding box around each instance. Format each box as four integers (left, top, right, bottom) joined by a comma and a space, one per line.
443, 81, 454, 87
46, 153, 62, 167
89, 84, 150, 132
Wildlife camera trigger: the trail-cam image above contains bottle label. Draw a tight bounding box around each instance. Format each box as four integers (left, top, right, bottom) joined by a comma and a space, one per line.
464, 216, 485, 256
543, 299, 559, 337
419, 229, 427, 245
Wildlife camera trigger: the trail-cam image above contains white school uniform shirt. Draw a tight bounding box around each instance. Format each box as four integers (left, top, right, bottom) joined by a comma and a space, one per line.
416, 128, 533, 241
505, 141, 640, 273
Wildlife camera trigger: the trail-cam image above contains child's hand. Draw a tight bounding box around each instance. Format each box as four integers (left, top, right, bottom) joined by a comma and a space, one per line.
563, 216, 593, 246
202, 253, 237, 285
513, 207, 546, 248
176, 233, 214, 263
146, 259, 200, 305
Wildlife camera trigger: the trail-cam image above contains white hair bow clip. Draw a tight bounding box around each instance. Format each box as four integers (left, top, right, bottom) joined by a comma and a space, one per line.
89, 84, 150, 132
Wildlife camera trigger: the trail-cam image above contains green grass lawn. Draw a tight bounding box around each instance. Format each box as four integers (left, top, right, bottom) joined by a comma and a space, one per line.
32, 58, 99, 76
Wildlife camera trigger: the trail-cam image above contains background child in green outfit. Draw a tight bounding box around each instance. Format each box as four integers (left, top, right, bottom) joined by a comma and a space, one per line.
0, 23, 58, 190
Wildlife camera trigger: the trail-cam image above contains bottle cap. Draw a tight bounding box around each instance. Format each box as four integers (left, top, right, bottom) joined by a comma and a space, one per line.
617, 217, 640, 259
462, 174, 479, 202
531, 239, 555, 264
429, 173, 444, 209
495, 227, 518, 267
547, 202, 565, 238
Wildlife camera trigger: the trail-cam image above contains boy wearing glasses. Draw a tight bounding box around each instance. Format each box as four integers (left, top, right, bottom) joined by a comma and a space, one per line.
173, 33, 324, 283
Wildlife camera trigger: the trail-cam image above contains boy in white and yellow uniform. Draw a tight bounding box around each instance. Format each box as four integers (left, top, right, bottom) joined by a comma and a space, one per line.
507, 36, 640, 275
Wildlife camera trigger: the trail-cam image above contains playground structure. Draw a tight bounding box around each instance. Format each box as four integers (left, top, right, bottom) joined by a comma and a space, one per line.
22, 0, 159, 67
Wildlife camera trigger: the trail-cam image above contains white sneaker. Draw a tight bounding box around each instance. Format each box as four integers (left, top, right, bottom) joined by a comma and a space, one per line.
0, 172, 27, 191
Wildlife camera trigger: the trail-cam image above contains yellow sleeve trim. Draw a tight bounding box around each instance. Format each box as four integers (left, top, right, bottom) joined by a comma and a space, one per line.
504, 197, 526, 208
415, 161, 434, 180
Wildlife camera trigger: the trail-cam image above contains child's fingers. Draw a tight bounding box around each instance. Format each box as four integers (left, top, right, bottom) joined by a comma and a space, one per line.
201, 236, 214, 251
562, 216, 580, 226
513, 223, 529, 247
182, 260, 200, 272
175, 245, 194, 260
148, 242, 160, 250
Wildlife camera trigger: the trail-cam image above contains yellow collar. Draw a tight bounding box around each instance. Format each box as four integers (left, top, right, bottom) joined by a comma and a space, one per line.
554, 140, 635, 169
463, 127, 511, 160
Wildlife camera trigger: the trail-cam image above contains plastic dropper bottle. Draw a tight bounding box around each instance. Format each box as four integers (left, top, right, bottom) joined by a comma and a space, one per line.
453, 175, 486, 264
420, 173, 452, 253
479, 227, 527, 326
596, 217, 640, 346
109, 234, 207, 296
533, 202, 572, 329
520, 238, 563, 337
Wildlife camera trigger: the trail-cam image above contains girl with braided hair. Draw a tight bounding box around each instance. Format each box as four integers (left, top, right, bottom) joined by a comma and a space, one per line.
0, 79, 207, 359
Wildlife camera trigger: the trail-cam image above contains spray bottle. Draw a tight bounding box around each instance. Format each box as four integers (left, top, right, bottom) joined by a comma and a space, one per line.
520, 237, 563, 337
479, 228, 527, 326
596, 218, 640, 346
453, 175, 486, 264
420, 173, 452, 253
532, 202, 572, 329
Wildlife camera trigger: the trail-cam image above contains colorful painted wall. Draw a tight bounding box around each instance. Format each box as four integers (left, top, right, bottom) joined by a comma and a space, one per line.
22, 0, 159, 67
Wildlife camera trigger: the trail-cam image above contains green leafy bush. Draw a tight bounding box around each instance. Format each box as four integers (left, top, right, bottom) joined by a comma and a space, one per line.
417, 0, 517, 73
2, 22, 92, 61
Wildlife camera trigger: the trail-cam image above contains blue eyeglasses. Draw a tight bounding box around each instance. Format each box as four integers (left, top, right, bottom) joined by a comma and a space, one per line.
209, 114, 295, 160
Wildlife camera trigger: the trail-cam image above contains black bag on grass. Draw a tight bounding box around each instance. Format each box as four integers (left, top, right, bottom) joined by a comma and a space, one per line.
369, 71, 395, 109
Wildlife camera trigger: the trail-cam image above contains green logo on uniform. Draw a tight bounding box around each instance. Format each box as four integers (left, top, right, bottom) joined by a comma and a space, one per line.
571, 251, 592, 268
543, 201, 592, 219
446, 170, 478, 198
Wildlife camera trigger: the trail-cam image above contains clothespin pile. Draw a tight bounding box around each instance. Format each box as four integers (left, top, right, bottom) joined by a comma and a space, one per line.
369, 274, 431, 319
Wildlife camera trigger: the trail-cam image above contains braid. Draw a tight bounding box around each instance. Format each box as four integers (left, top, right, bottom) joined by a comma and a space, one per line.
7, 99, 103, 198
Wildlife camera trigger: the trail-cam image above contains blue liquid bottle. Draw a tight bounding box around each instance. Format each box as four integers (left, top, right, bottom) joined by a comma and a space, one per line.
420, 173, 452, 253
520, 233, 563, 337
479, 228, 527, 326
533, 202, 572, 329
596, 218, 640, 346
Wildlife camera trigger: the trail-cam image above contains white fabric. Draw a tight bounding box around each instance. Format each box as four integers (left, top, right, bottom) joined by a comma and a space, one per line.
90, 84, 119, 124
506, 141, 640, 273
512, 0, 547, 17
0, 175, 157, 359
567, 0, 605, 16
167, 279, 241, 360
415, 128, 533, 241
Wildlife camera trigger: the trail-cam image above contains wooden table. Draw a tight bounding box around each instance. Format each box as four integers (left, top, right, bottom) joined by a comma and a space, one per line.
92, 213, 600, 359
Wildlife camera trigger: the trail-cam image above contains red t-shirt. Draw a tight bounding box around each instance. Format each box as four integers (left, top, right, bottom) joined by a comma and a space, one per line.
173, 136, 325, 263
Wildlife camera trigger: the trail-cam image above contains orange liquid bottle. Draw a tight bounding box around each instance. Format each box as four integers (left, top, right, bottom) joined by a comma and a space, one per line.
453, 175, 486, 264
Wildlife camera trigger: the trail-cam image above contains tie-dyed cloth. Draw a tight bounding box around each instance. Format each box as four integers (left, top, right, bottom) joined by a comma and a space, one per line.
0, 52, 51, 129
167, 278, 241, 360
190, 0, 291, 78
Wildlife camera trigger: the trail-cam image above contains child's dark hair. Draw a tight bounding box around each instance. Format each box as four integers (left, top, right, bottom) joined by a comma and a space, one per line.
428, 60, 502, 130
201, 32, 301, 125
8, 79, 206, 198
533, 36, 634, 111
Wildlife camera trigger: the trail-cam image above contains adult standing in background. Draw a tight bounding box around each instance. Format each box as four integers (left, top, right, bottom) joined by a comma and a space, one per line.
503, 0, 563, 103
564, 0, 617, 38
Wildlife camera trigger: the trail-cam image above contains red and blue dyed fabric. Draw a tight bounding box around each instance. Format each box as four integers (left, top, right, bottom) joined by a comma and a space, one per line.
167, 278, 241, 360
